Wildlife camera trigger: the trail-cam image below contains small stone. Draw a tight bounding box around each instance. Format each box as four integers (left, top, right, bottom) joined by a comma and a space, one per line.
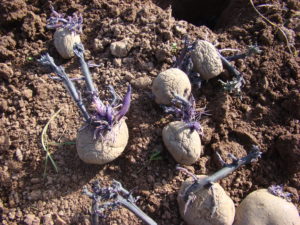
113, 58, 122, 67
131, 76, 152, 89
8, 210, 16, 220
43, 214, 53, 225
93, 38, 104, 51
28, 190, 41, 201
124, 72, 135, 81
24, 214, 36, 225
15, 149, 23, 161
23, 89, 33, 100
110, 40, 130, 57
174, 25, 187, 35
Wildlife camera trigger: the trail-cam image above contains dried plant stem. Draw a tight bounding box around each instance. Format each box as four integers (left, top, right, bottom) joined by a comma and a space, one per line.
249, 0, 293, 54
41, 108, 62, 176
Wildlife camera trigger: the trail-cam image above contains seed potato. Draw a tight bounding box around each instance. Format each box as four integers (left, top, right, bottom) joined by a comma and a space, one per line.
76, 119, 129, 165
234, 189, 300, 225
152, 68, 191, 105
54, 28, 81, 59
178, 175, 235, 225
162, 121, 202, 165
191, 40, 223, 80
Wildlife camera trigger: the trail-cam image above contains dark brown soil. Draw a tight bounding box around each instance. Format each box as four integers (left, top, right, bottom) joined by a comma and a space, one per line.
0, 0, 299, 224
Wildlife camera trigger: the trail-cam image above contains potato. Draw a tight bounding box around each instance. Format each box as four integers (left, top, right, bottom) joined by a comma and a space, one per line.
234, 189, 300, 225
152, 68, 191, 105
178, 175, 235, 225
162, 121, 202, 165
191, 40, 223, 80
76, 119, 129, 165
54, 28, 81, 59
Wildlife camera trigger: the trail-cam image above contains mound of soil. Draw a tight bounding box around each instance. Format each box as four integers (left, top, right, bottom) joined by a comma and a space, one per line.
0, 0, 299, 224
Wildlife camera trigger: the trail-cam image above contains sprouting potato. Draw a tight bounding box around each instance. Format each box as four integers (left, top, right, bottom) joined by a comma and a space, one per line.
76, 119, 129, 165
178, 175, 235, 225
191, 40, 223, 80
234, 189, 300, 225
54, 28, 81, 59
162, 121, 202, 165
152, 68, 191, 105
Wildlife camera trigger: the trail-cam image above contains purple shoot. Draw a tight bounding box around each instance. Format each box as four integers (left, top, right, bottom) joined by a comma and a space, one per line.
162, 92, 206, 134
115, 85, 132, 122
82, 180, 157, 225
46, 6, 83, 34
39, 44, 132, 141
178, 145, 262, 209
91, 84, 131, 140
268, 185, 292, 202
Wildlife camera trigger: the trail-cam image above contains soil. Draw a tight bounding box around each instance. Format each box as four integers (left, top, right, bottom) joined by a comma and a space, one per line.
0, 0, 299, 224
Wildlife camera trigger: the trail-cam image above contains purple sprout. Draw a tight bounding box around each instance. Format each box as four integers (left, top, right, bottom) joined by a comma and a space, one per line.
162, 92, 207, 135
268, 185, 292, 202
177, 145, 262, 213
46, 6, 83, 34
39, 43, 131, 140
83, 180, 157, 225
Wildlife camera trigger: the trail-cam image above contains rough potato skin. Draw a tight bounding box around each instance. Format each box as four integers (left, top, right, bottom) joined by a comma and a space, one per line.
152, 68, 191, 105
234, 189, 300, 225
54, 28, 81, 59
162, 121, 202, 165
178, 176, 235, 225
76, 119, 129, 165
191, 40, 223, 80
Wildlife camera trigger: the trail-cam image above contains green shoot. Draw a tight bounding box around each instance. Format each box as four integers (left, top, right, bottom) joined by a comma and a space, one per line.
41, 108, 62, 177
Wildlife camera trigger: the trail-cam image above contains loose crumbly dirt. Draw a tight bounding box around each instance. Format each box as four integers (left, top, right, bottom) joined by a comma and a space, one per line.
0, 0, 299, 224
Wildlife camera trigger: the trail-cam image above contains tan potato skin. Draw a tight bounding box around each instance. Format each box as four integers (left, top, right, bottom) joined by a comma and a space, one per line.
162, 121, 202, 165
234, 189, 300, 225
54, 28, 81, 59
152, 68, 191, 105
178, 176, 235, 225
191, 40, 223, 80
76, 119, 129, 165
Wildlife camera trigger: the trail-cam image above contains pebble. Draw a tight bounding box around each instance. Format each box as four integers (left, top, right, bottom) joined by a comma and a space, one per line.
124, 71, 135, 81
113, 58, 122, 67
131, 76, 152, 89
43, 214, 54, 225
15, 149, 23, 161
28, 190, 41, 201
22, 89, 33, 100
110, 40, 130, 57
24, 214, 40, 225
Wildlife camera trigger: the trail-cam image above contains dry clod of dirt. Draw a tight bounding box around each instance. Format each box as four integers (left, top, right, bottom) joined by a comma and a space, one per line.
162, 121, 202, 165
234, 189, 300, 225
191, 40, 223, 80
110, 40, 131, 57
178, 176, 235, 225
42, 214, 54, 225
0, 63, 13, 81
53, 28, 81, 59
275, 134, 300, 173
24, 213, 40, 225
152, 68, 191, 105
131, 76, 152, 89
76, 119, 129, 165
